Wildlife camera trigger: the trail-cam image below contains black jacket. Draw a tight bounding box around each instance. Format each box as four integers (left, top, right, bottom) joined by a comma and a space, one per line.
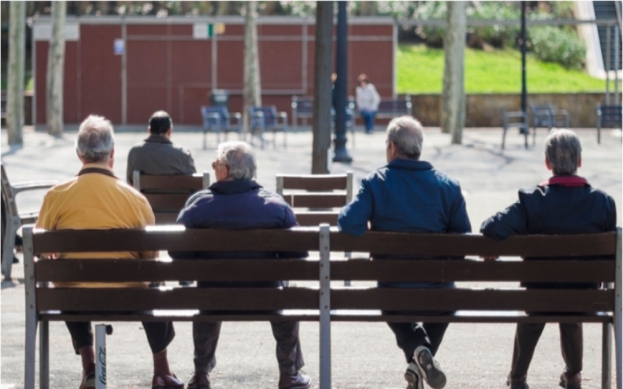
480, 175, 617, 289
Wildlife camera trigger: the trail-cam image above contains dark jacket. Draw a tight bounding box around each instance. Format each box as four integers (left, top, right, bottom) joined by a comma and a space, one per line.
480, 175, 617, 289
126, 134, 196, 185
169, 180, 306, 287
338, 159, 471, 288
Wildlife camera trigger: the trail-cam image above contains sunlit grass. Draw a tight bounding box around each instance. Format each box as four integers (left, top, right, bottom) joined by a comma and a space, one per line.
397, 44, 616, 93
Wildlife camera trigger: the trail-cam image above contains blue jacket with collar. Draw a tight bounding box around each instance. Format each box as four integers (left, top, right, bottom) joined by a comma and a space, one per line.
337, 159, 471, 288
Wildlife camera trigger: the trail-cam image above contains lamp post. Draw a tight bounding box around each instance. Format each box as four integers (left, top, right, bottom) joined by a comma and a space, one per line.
333, 1, 352, 163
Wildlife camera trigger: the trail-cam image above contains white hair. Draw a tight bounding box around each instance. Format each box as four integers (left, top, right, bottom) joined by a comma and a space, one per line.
216, 141, 256, 180
545, 129, 582, 175
386, 116, 424, 160
75, 115, 115, 163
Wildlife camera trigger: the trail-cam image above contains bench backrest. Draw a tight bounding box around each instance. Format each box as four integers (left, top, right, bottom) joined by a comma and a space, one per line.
376, 97, 412, 116
25, 227, 620, 317
291, 97, 314, 115
132, 171, 210, 224
598, 105, 622, 125
276, 173, 354, 226
201, 106, 229, 127
1, 164, 17, 217
250, 106, 279, 126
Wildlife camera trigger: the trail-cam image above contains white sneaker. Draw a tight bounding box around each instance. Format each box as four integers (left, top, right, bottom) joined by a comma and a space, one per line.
413, 346, 446, 389
405, 362, 424, 389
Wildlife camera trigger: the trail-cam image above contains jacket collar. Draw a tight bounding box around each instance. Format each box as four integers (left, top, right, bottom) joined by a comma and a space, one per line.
209, 180, 262, 194
539, 175, 589, 187
386, 159, 433, 172
144, 134, 172, 144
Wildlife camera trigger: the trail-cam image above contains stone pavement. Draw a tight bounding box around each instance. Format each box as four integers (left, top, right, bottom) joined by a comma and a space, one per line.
1, 126, 621, 389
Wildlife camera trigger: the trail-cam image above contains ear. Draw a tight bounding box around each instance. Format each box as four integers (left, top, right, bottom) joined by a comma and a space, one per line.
545, 157, 552, 171
108, 149, 115, 169
577, 156, 582, 169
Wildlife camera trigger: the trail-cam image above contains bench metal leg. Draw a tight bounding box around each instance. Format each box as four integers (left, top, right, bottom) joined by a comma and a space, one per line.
2, 218, 19, 279
501, 127, 508, 149
23, 228, 37, 389
40, 321, 49, 389
615, 228, 622, 389
319, 224, 331, 389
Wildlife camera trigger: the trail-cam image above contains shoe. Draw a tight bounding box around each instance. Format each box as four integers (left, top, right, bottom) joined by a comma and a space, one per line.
506, 375, 529, 389
79, 363, 95, 389
405, 362, 424, 389
152, 373, 184, 389
278, 371, 311, 389
413, 346, 446, 389
559, 371, 581, 389
188, 371, 211, 389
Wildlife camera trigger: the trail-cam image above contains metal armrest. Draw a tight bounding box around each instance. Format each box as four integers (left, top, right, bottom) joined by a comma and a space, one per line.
12, 181, 57, 194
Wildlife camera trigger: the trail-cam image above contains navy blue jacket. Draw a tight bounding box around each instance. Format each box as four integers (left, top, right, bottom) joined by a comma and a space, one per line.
338, 159, 472, 288
480, 175, 617, 289
169, 180, 306, 287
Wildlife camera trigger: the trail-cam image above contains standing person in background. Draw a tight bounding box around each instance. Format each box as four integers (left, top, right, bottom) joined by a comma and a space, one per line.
355, 73, 381, 134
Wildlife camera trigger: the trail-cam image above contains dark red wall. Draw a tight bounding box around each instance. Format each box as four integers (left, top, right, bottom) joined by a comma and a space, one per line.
35, 18, 394, 126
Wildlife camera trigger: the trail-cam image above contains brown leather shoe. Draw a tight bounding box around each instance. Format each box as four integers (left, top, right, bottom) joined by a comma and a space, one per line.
559, 371, 582, 389
152, 373, 184, 389
79, 363, 95, 389
187, 371, 211, 389
278, 371, 311, 389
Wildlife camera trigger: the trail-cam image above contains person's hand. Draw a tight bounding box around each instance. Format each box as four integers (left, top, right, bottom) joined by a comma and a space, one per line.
482, 256, 498, 262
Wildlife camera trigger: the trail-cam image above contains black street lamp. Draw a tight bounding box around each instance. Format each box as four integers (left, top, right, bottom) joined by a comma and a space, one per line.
333, 1, 352, 163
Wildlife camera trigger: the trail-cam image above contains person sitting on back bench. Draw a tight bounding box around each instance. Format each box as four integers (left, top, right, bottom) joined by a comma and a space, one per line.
169, 141, 311, 389
338, 116, 471, 389
36, 115, 184, 389
126, 110, 196, 185
480, 129, 617, 389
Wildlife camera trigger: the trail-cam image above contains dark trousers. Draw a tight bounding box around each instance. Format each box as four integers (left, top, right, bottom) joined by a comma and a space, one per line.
193, 321, 305, 375
387, 321, 450, 363
65, 321, 175, 355
360, 110, 376, 133
509, 322, 583, 381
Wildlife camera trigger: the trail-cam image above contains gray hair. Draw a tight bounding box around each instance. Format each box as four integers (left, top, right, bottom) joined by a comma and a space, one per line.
545, 129, 582, 175
75, 115, 115, 163
216, 141, 256, 180
386, 116, 424, 160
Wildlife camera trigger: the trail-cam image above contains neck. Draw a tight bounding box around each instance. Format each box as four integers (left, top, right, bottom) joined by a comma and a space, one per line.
83, 161, 111, 169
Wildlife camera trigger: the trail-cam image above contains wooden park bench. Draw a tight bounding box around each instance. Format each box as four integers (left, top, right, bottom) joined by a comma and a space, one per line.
276, 172, 353, 227
597, 104, 622, 144
132, 171, 210, 224
291, 96, 357, 146
374, 96, 412, 120
23, 226, 621, 389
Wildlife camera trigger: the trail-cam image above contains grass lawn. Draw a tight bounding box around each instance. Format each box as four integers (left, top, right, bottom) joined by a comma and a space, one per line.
397, 44, 616, 94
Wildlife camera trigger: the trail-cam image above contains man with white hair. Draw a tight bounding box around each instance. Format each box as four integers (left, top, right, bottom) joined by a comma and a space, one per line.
338, 116, 471, 389
36, 115, 183, 389
170, 141, 311, 389
481, 129, 616, 389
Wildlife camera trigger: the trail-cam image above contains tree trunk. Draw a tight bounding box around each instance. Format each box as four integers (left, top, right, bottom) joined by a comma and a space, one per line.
46, 1, 66, 137
441, 1, 466, 144
242, 2, 261, 136
6, 1, 26, 145
311, 1, 333, 174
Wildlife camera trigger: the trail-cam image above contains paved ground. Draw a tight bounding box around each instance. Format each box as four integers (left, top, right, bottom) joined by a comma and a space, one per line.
1, 126, 621, 389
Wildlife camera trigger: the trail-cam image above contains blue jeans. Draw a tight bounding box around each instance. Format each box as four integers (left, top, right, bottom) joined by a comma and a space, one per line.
360, 110, 376, 133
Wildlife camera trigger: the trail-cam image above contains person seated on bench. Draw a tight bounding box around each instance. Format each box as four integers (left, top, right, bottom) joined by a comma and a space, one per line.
480, 129, 617, 389
126, 110, 196, 185
356, 73, 380, 134
36, 115, 184, 389
338, 116, 471, 389
169, 140, 311, 389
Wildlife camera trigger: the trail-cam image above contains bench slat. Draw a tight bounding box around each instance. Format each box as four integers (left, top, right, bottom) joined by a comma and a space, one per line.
138, 175, 205, 191
330, 259, 615, 282
331, 289, 614, 312
144, 194, 192, 210
36, 288, 319, 311
35, 259, 318, 282
154, 213, 179, 224
281, 175, 348, 191
33, 228, 320, 253
40, 312, 612, 324
34, 259, 614, 283
284, 193, 348, 208
294, 212, 339, 226
330, 231, 617, 257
